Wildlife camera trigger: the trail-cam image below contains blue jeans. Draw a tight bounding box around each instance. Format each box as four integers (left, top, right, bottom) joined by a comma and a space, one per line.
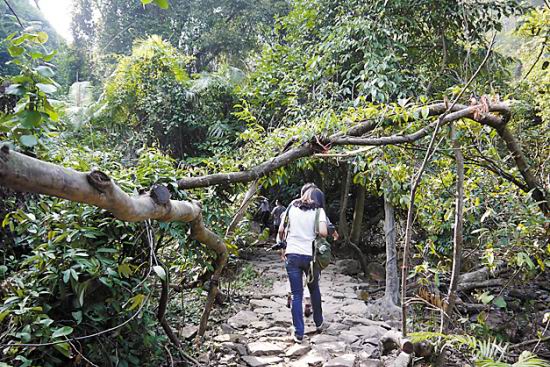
285, 254, 323, 337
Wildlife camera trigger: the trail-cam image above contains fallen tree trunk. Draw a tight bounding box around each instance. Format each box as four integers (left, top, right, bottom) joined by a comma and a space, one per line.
458, 278, 504, 292
0, 145, 227, 338
379, 329, 414, 354
458, 261, 506, 284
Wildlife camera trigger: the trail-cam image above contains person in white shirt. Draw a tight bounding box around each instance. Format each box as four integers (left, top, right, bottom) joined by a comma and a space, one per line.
278, 187, 328, 343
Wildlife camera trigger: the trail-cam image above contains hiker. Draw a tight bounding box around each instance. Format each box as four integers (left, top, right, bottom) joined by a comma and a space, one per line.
278, 187, 328, 343
270, 199, 286, 236
259, 197, 271, 231
300, 183, 339, 240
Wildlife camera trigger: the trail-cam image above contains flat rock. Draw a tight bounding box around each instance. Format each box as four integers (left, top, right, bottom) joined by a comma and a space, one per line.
270, 311, 293, 326
250, 299, 281, 309
221, 342, 248, 356
342, 302, 368, 315
311, 334, 339, 344
325, 354, 357, 367
290, 350, 326, 367
251, 321, 273, 330
229, 311, 260, 329
247, 341, 284, 356
313, 341, 347, 354
347, 325, 386, 339
241, 355, 283, 367
359, 359, 383, 367
285, 344, 311, 358
255, 307, 277, 314
335, 259, 362, 276
338, 331, 359, 344
214, 334, 241, 343
179, 325, 197, 340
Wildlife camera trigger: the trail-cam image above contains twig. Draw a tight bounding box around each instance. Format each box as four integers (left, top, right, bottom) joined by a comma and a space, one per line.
3, 0, 23, 28
66, 338, 100, 367
510, 336, 550, 350
179, 350, 200, 366
400, 33, 497, 336
522, 37, 547, 81
315, 146, 376, 158
164, 344, 174, 367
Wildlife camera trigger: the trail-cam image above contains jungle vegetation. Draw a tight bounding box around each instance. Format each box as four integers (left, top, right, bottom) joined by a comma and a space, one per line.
0, 0, 549, 366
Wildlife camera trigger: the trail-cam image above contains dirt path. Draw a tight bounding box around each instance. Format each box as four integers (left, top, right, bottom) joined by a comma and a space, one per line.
201, 249, 405, 367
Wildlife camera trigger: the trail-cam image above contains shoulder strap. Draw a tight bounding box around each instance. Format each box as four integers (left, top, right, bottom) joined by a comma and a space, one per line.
314, 208, 320, 236
282, 205, 292, 239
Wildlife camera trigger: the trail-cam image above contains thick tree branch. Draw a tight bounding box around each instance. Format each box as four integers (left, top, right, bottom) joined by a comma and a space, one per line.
0, 145, 227, 338
178, 102, 510, 190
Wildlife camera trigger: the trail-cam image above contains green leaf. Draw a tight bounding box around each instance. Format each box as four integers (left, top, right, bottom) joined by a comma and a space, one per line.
8, 46, 24, 57
51, 326, 73, 338
154, 0, 169, 9
36, 83, 57, 94
20, 135, 38, 147
492, 296, 506, 309
478, 292, 494, 305
153, 265, 166, 281
127, 293, 146, 311
53, 342, 71, 358
21, 111, 42, 128
141, 0, 154, 3
72, 311, 82, 324
36, 32, 49, 44
5, 84, 24, 95
36, 65, 55, 78
63, 269, 71, 283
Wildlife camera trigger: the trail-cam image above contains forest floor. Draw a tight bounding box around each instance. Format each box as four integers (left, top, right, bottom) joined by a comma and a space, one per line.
194, 248, 410, 367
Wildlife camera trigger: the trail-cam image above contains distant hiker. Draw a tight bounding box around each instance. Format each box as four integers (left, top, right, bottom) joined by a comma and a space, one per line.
270, 200, 286, 235
259, 198, 271, 231
279, 187, 328, 343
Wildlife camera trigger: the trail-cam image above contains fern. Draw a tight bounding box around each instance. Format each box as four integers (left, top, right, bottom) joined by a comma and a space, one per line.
410, 332, 550, 367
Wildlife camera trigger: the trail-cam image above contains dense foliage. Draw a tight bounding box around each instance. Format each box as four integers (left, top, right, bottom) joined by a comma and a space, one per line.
0, 0, 549, 366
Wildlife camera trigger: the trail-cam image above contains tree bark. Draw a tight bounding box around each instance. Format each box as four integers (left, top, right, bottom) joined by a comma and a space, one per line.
379, 329, 414, 354
494, 125, 549, 216
0, 145, 227, 338
384, 189, 399, 305
338, 163, 352, 240
225, 180, 259, 237
444, 123, 464, 328
350, 184, 366, 244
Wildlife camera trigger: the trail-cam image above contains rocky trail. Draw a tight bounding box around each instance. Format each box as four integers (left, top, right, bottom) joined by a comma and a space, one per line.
200, 249, 408, 367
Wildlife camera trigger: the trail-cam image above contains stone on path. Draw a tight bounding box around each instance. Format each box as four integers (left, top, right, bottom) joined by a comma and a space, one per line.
342, 302, 368, 315
242, 355, 283, 367
359, 359, 383, 367
179, 325, 197, 340
335, 259, 362, 276
347, 325, 386, 339
250, 299, 281, 309
247, 341, 284, 356
290, 350, 327, 367
229, 310, 259, 329
285, 344, 311, 357
325, 353, 357, 367
313, 340, 348, 354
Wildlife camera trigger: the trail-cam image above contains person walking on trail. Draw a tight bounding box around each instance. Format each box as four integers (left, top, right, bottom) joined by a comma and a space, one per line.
259, 198, 271, 231
270, 200, 286, 235
278, 187, 328, 343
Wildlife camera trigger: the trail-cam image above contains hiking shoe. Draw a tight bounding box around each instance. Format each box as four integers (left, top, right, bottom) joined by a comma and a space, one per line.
293, 334, 304, 344
316, 322, 329, 333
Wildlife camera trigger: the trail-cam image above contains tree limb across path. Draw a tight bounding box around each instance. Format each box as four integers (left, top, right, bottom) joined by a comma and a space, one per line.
0, 145, 227, 339
178, 102, 505, 188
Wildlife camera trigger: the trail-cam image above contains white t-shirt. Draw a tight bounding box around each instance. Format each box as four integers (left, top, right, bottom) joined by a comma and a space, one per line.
282, 206, 327, 256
